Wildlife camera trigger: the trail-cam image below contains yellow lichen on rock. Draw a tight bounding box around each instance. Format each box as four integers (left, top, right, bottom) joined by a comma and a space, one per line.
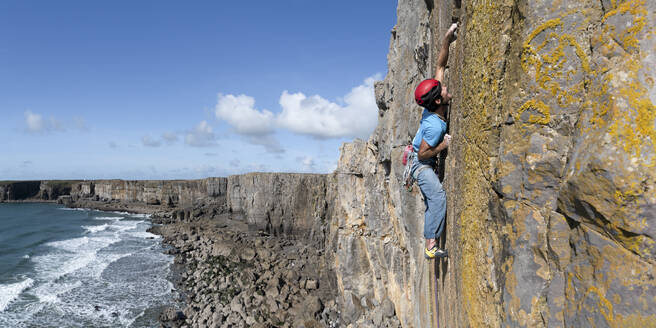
516, 100, 551, 125
613, 313, 656, 328
603, 0, 648, 50
594, 0, 656, 167
457, 0, 517, 326
607, 56, 656, 164
520, 14, 595, 129
585, 285, 614, 323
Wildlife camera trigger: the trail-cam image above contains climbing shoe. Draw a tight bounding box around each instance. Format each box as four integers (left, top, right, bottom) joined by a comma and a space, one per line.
425, 246, 448, 259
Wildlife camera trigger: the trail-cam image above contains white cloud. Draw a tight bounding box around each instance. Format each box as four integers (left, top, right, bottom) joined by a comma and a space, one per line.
162, 132, 178, 144
185, 120, 217, 147
215, 94, 275, 135
25, 110, 64, 134
297, 156, 315, 172
212, 74, 380, 154
24, 110, 86, 134
276, 75, 380, 139
141, 135, 162, 147
25, 111, 44, 133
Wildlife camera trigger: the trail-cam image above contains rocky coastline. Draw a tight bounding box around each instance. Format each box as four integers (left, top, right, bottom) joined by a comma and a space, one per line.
68, 198, 401, 328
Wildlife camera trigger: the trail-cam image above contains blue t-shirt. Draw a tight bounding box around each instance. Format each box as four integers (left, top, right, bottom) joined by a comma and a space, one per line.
412, 109, 447, 165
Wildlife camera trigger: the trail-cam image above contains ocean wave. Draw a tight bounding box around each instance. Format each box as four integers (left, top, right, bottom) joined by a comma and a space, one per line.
110, 211, 131, 215
34, 251, 96, 282
0, 278, 34, 312
94, 216, 122, 221
93, 252, 133, 278
52, 298, 142, 327
36, 235, 120, 280
33, 280, 82, 304
47, 236, 90, 251
113, 220, 143, 233
1, 204, 173, 327
128, 231, 160, 239
82, 223, 110, 234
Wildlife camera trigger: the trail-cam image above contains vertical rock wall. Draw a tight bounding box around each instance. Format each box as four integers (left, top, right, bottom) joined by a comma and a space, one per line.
494, 1, 656, 327
0, 181, 75, 201
71, 178, 227, 207
225, 173, 329, 244
334, 0, 656, 327
328, 0, 460, 326
0, 181, 42, 200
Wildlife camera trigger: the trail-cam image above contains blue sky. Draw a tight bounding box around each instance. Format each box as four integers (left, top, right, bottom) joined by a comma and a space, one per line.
0, 1, 397, 180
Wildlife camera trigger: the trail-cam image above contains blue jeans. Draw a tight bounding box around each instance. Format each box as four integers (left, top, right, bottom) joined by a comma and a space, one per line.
411, 158, 446, 240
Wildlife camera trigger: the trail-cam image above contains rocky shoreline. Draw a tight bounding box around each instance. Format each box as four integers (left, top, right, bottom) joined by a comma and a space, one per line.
69, 199, 401, 328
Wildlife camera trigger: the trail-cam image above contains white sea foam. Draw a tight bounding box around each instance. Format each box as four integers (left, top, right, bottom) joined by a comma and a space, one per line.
82, 223, 110, 234
3, 207, 173, 326
35, 235, 120, 280
129, 230, 160, 239
57, 207, 89, 211
33, 280, 82, 304
22, 255, 30, 259
113, 220, 142, 233
91, 252, 132, 278
110, 211, 131, 215
94, 216, 122, 221
33, 250, 96, 282
47, 236, 90, 252
0, 278, 34, 312
56, 300, 139, 327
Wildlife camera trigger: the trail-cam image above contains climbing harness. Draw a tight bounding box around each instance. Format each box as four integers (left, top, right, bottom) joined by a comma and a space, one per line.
401, 145, 435, 192
402, 145, 414, 191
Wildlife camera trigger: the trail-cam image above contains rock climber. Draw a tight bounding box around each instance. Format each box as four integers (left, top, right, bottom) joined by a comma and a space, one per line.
411, 23, 458, 259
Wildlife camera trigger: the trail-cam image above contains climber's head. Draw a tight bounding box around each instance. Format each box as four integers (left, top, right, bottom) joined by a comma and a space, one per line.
414, 79, 451, 110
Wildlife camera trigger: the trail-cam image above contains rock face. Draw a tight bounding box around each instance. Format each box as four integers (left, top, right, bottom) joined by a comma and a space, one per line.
69, 178, 227, 207
226, 173, 329, 244
0, 181, 75, 201
339, 0, 656, 327
0, 181, 41, 200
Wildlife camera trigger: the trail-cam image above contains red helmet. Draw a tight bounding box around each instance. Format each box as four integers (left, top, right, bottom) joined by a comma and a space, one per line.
414, 79, 442, 106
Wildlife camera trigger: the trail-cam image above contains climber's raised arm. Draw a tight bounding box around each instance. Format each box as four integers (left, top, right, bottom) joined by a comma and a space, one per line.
434, 23, 458, 82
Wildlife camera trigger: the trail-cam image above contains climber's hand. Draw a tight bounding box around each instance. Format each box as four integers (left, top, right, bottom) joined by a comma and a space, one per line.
446, 23, 458, 42
438, 134, 452, 151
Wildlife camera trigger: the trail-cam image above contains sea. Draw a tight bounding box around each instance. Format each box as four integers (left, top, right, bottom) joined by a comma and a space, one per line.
0, 203, 177, 327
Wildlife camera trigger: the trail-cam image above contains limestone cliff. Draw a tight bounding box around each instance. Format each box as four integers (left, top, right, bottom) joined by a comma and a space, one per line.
4, 1, 654, 326
0, 181, 75, 201
332, 0, 656, 327
69, 179, 227, 207
226, 173, 329, 244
